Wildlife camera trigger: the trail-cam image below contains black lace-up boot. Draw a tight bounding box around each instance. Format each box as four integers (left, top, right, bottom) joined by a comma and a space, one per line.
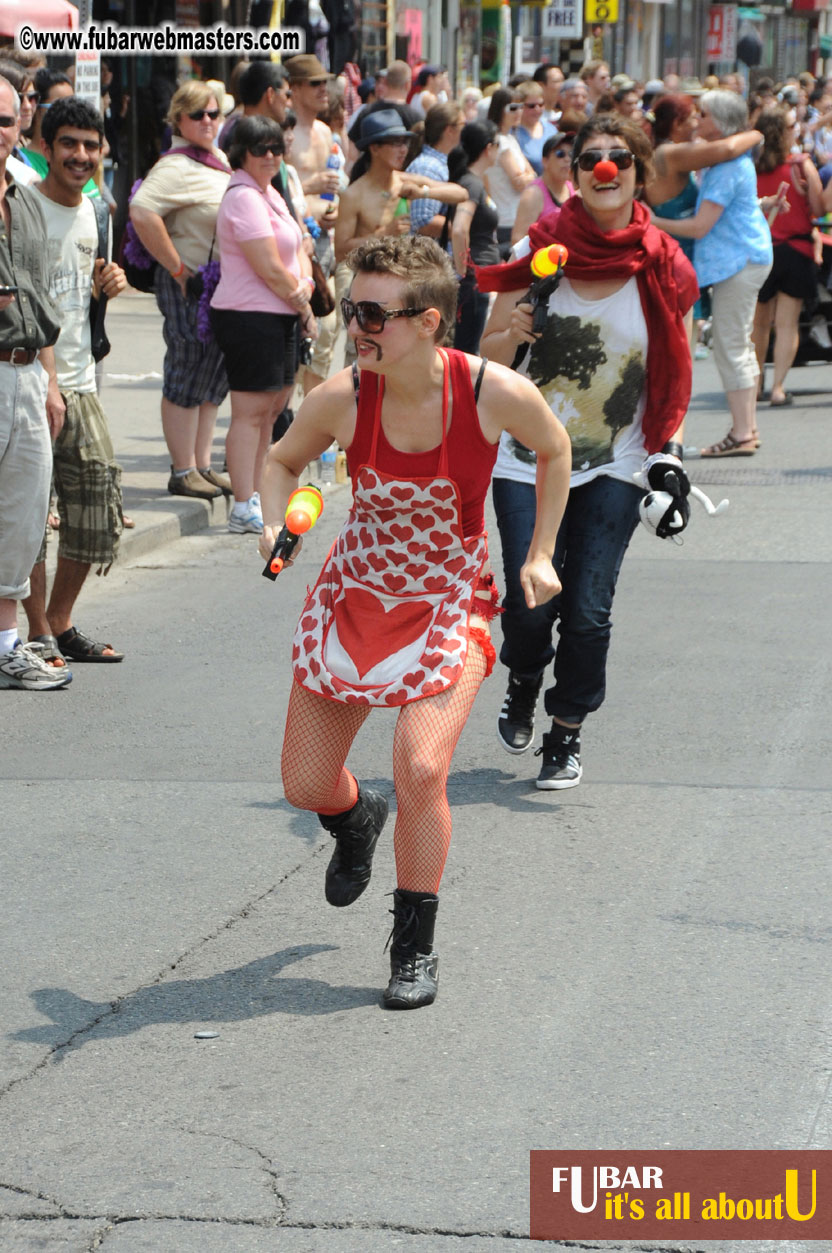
382, 889, 439, 1009
318, 787, 388, 907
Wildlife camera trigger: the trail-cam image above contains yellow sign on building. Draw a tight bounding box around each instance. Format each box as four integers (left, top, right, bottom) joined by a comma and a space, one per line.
585, 0, 618, 22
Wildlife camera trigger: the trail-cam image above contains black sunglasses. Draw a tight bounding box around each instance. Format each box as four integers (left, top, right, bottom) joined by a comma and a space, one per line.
576, 147, 634, 172
308, 78, 329, 86
187, 108, 220, 121
249, 143, 282, 157
341, 298, 427, 333
0, 114, 16, 128
23, 91, 39, 104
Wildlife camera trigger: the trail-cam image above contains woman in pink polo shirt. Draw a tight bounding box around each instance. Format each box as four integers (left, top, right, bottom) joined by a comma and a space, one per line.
210, 116, 315, 533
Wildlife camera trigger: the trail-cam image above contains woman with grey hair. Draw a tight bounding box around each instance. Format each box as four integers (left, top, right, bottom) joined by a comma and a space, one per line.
652, 89, 772, 456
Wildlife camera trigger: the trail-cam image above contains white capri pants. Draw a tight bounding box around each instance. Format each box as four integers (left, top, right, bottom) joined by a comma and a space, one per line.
710, 261, 771, 392
0, 360, 52, 600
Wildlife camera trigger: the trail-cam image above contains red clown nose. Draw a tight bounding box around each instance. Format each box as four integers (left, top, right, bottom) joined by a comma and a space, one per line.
593, 158, 619, 183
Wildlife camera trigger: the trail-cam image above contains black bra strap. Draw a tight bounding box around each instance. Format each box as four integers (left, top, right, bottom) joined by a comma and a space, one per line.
474, 357, 487, 403
351, 362, 360, 403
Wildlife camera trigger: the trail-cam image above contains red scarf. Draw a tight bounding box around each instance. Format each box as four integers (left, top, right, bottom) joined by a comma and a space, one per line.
476, 197, 699, 453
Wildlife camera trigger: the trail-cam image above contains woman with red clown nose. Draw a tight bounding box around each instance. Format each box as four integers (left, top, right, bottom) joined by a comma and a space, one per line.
258, 235, 571, 1009
478, 115, 699, 791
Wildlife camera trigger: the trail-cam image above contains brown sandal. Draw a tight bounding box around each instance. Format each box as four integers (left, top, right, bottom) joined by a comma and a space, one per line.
701, 432, 757, 458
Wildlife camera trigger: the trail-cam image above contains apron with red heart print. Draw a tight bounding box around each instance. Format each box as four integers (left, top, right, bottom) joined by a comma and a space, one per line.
291, 349, 488, 707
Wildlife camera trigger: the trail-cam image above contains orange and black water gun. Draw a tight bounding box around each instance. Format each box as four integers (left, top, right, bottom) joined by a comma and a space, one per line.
262, 484, 324, 581
511, 242, 569, 370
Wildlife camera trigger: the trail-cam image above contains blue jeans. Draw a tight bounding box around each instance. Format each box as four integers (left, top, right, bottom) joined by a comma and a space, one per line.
492, 473, 641, 724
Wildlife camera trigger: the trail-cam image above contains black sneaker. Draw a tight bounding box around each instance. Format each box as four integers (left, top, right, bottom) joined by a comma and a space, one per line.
497, 671, 543, 754
535, 726, 582, 790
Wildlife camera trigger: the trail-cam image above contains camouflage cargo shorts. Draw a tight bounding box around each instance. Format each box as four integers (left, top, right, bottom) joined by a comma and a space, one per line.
38, 389, 123, 570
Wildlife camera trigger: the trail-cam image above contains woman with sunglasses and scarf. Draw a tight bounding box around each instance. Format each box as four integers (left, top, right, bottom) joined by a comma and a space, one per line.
209, 116, 315, 535
479, 115, 698, 790
258, 235, 571, 1009
130, 82, 232, 501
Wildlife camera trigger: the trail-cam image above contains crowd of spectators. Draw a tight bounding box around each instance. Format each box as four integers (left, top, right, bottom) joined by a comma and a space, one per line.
5, 45, 832, 692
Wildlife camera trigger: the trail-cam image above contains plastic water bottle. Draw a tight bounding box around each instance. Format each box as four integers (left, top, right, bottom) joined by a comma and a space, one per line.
320, 444, 337, 483
320, 144, 341, 202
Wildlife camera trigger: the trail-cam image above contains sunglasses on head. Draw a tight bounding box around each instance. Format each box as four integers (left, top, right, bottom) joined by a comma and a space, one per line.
187, 108, 220, 121
576, 147, 634, 172
249, 142, 282, 157
341, 298, 427, 333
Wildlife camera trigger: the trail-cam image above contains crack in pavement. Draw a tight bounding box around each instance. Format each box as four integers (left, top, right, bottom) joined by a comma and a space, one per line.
0, 1208, 718, 1253
0, 848, 326, 1109
173, 1123, 288, 1220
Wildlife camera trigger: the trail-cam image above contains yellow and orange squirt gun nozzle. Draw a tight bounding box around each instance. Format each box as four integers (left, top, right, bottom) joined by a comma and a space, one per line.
262, 484, 324, 581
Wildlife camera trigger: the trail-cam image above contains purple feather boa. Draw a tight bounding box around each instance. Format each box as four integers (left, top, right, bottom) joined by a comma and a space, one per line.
196, 259, 222, 344
123, 180, 155, 270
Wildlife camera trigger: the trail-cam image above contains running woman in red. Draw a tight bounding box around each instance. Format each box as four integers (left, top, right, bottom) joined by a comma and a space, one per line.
259, 236, 570, 1009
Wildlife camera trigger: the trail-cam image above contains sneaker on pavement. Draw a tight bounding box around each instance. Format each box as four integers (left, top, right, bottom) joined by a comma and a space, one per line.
535, 725, 582, 790
497, 671, 543, 753
228, 495, 264, 534
0, 642, 72, 690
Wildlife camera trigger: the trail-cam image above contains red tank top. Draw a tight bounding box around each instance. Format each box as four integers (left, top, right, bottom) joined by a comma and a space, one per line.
346, 349, 498, 537
757, 161, 815, 259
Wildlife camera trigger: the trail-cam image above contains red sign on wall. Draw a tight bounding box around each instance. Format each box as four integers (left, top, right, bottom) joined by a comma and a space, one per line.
707, 4, 738, 60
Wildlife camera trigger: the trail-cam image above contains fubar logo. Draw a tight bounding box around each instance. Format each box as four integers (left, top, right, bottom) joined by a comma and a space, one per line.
530, 1150, 832, 1241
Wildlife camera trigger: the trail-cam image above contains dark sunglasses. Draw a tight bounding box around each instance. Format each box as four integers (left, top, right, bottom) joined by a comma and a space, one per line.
0, 114, 16, 128
341, 298, 427, 333
249, 143, 282, 157
576, 147, 634, 172
187, 108, 220, 121
308, 78, 329, 86
524, 101, 545, 109
507, 103, 523, 111
23, 91, 39, 104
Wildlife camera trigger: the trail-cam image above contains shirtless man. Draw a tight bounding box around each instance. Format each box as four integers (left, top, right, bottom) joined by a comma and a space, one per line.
334, 110, 466, 264
283, 55, 341, 392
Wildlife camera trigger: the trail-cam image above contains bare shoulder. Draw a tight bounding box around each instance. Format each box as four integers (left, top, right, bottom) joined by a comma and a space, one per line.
299, 366, 356, 422
469, 356, 544, 442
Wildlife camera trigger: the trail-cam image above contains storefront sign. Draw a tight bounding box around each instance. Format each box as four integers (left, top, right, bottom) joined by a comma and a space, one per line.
544, 0, 581, 37
585, 0, 618, 22
707, 4, 738, 60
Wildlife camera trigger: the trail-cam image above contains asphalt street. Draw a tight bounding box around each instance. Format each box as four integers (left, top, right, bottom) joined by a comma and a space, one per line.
1, 297, 831, 1251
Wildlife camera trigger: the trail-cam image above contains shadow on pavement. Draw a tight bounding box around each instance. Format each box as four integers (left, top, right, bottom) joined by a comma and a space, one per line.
11, 946, 380, 1049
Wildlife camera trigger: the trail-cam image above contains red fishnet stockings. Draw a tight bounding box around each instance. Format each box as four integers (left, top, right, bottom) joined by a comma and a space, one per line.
280, 639, 488, 892
281, 682, 369, 815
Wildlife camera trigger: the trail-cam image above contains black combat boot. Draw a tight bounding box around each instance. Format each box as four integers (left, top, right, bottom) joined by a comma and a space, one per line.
382, 889, 439, 1009
318, 787, 388, 907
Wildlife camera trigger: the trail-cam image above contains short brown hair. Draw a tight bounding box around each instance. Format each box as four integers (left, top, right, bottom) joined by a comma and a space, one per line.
572, 114, 654, 185
424, 100, 463, 147
347, 236, 458, 343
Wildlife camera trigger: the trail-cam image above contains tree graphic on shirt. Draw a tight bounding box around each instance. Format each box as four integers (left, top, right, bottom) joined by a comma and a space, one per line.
527, 313, 607, 391
603, 350, 644, 440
